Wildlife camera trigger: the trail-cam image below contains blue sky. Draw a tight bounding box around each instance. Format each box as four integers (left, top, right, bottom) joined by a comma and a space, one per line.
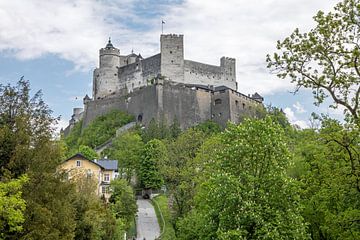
0, 0, 343, 130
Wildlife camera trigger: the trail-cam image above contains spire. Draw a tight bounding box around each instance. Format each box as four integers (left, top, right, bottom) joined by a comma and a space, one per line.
106, 37, 114, 49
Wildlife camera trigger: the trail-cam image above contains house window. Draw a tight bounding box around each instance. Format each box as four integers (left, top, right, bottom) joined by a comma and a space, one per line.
102, 186, 107, 194
76, 160, 81, 167
104, 174, 110, 182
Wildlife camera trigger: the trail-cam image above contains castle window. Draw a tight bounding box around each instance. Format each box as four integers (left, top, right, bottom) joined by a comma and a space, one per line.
171, 60, 174, 63
235, 100, 239, 106
114, 73, 117, 76
215, 99, 222, 105
242, 103, 245, 109
170, 51, 173, 54
218, 113, 222, 116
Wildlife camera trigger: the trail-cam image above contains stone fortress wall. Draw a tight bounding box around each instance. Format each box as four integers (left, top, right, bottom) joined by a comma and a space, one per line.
93, 34, 239, 100
62, 34, 264, 136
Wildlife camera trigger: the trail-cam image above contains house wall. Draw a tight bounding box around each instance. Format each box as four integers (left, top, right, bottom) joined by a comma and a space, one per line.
59, 157, 103, 196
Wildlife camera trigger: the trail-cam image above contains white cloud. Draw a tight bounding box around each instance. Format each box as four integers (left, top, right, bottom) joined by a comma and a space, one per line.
293, 101, 306, 113
159, 0, 339, 95
283, 107, 308, 129
0, 0, 339, 95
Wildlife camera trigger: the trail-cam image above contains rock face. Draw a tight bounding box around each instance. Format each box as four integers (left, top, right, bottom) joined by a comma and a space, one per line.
63, 34, 263, 134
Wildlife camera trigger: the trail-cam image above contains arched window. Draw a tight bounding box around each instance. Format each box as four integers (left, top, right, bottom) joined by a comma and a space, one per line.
215, 99, 222, 105
137, 114, 143, 122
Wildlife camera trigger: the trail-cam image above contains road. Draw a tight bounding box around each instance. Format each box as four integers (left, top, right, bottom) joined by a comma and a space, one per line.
136, 199, 160, 240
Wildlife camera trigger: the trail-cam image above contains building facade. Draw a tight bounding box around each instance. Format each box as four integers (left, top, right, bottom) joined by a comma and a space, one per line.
59, 153, 118, 200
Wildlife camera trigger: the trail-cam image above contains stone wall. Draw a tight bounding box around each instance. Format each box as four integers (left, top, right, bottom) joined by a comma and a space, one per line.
82, 84, 159, 128
184, 60, 237, 90
82, 80, 261, 131
117, 54, 161, 92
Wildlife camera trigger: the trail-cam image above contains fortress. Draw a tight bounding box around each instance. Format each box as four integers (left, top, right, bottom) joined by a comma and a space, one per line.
63, 34, 263, 135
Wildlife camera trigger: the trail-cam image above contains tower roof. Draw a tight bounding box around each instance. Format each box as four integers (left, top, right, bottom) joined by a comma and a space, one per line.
105, 37, 114, 49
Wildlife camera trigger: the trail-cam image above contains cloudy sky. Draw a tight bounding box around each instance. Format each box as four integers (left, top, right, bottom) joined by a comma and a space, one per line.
0, 0, 342, 130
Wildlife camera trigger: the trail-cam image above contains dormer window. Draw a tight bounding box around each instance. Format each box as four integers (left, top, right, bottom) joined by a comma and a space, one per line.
76, 160, 81, 167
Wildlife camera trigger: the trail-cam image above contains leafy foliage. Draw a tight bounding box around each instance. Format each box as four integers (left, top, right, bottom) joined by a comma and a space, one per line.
293, 119, 360, 239
79, 110, 134, 148
139, 139, 166, 189
0, 175, 28, 238
267, 0, 360, 124
177, 118, 309, 239
107, 132, 144, 182
109, 178, 137, 228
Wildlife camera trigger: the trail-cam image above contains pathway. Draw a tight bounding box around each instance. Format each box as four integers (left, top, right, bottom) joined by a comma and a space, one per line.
136, 199, 160, 240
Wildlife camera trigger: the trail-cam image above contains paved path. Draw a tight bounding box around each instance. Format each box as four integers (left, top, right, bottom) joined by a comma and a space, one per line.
136, 199, 160, 240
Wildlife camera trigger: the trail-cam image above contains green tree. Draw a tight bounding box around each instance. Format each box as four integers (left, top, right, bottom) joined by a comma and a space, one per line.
73, 176, 117, 240
178, 118, 309, 239
78, 145, 99, 160
0, 175, 28, 239
162, 129, 208, 219
0, 78, 78, 239
139, 139, 166, 189
169, 118, 182, 139
108, 132, 144, 182
292, 119, 360, 239
109, 178, 137, 228
267, 0, 360, 125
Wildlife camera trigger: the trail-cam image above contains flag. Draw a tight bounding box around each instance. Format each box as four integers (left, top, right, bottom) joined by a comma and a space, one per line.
162, 20, 165, 24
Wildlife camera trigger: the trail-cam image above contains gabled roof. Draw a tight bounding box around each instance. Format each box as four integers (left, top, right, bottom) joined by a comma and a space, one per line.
63, 153, 105, 169
97, 159, 118, 170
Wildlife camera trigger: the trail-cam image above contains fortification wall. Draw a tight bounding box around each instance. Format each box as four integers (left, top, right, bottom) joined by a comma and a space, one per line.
82, 85, 158, 128
118, 54, 161, 92
161, 82, 212, 129
82, 80, 261, 131
228, 90, 262, 123
184, 60, 237, 90
83, 81, 213, 129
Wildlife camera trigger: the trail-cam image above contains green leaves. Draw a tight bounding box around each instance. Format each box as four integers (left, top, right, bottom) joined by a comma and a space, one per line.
139, 139, 166, 189
178, 118, 308, 239
267, 0, 360, 124
0, 175, 28, 238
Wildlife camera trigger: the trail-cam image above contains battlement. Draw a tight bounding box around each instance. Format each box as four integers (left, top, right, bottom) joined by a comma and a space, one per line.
161, 34, 184, 39
220, 56, 236, 65
100, 47, 120, 56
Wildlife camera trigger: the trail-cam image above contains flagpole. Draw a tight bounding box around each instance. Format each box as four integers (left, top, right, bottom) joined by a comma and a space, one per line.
161, 20, 165, 34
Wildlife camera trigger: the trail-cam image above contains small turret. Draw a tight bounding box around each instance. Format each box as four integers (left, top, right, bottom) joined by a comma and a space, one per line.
93, 38, 121, 99
99, 38, 120, 68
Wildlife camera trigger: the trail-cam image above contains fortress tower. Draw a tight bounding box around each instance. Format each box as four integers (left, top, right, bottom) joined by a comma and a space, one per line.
220, 57, 237, 90
93, 39, 121, 99
160, 34, 184, 82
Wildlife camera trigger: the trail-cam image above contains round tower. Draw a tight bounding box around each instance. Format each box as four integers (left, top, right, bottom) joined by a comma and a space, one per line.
93, 38, 121, 99
99, 38, 120, 68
